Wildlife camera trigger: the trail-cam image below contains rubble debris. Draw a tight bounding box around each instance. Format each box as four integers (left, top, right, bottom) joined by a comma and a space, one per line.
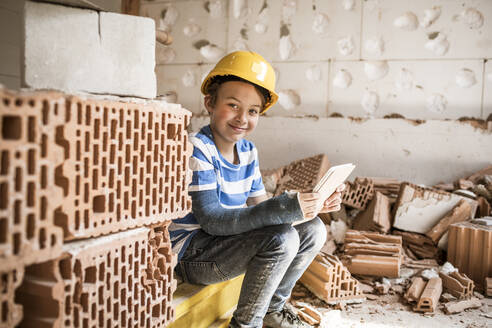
320, 225, 337, 255
353, 191, 392, 233
394, 230, 438, 260
466, 165, 492, 185
413, 277, 442, 313
330, 219, 348, 244
274, 154, 330, 196
292, 302, 322, 326
299, 252, 365, 304
393, 183, 477, 234
404, 277, 426, 303
425, 199, 472, 244
486, 277, 492, 297
439, 270, 474, 299
440, 293, 457, 302
421, 268, 439, 280
342, 230, 402, 278
369, 177, 401, 200
477, 197, 491, 217
342, 178, 374, 210
403, 258, 439, 270
375, 280, 390, 294
447, 221, 492, 292
443, 297, 482, 314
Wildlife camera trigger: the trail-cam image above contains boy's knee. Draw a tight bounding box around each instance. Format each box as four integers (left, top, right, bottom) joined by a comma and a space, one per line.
258, 224, 300, 258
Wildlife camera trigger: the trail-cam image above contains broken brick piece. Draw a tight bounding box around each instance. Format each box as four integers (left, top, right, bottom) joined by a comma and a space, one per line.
443, 297, 482, 314
17, 225, 177, 327
426, 199, 472, 244
394, 230, 438, 260
477, 197, 491, 217
414, 277, 442, 313
439, 271, 474, 300
274, 154, 330, 195
299, 253, 364, 304
404, 277, 426, 303
342, 230, 402, 278
393, 183, 477, 234
342, 178, 374, 210
0, 88, 64, 270
352, 191, 392, 233
0, 267, 24, 327
447, 221, 492, 292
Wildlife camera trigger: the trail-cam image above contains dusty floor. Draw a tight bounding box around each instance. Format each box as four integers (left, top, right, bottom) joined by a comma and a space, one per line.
290, 283, 492, 328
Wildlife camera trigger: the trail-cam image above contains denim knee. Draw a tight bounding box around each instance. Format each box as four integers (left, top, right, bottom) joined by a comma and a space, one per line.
301, 217, 326, 253
258, 224, 300, 260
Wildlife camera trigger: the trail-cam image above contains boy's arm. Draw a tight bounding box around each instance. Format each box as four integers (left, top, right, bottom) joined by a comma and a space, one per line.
191, 189, 304, 236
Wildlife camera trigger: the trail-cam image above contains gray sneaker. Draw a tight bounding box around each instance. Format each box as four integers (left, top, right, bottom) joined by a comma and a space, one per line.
263, 307, 312, 328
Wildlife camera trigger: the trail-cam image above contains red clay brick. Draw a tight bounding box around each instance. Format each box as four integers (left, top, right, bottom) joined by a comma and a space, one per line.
0, 267, 24, 327
17, 225, 176, 327
55, 96, 192, 240
0, 88, 65, 271
342, 178, 374, 210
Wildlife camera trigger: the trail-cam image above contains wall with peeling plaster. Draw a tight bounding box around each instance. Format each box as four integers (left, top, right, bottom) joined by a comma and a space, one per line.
142, 0, 491, 184
0, 1, 23, 89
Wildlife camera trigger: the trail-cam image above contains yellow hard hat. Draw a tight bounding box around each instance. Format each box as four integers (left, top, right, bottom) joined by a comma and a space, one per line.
201, 51, 278, 113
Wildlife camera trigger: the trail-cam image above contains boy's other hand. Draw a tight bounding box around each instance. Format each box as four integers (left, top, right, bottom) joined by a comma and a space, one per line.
298, 192, 322, 220
319, 183, 345, 214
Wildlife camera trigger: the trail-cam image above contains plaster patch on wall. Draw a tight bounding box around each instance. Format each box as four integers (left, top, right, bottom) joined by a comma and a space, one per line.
458, 7, 484, 30
159, 4, 179, 32
232, 38, 250, 51
361, 90, 379, 114
200, 44, 225, 61
278, 89, 301, 110
232, 0, 248, 19
183, 21, 201, 37
312, 12, 330, 37
279, 35, 295, 60
455, 68, 477, 88
338, 36, 354, 56
255, 6, 269, 34
420, 7, 441, 28
282, 0, 297, 22
306, 65, 322, 82
426, 93, 447, 113
364, 61, 389, 80
425, 32, 449, 56
156, 44, 176, 64
206, 0, 225, 19
182, 69, 196, 87
365, 36, 385, 56
333, 69, 352, 89
342, 0, 355, 11
393, 12, 419, 31
395, 68, 414, 91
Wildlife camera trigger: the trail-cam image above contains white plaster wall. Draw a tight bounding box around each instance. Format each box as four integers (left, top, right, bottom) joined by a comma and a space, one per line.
142, 0, 492, 184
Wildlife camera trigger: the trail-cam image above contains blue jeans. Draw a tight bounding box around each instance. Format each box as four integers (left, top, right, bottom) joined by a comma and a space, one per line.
176, 217, 326, 328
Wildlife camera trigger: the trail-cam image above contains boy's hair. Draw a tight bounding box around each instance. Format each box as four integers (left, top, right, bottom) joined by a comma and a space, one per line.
205, 75, 271, 109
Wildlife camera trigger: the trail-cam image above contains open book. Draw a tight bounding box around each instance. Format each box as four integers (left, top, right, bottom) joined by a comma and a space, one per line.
294, 163, 356, 226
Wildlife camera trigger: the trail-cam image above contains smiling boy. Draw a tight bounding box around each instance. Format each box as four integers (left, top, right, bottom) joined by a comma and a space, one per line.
169, 51, 344, 328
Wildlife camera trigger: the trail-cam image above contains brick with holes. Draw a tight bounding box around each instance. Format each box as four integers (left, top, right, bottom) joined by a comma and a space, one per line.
17, 225, 177, 327
54, 95, 193, 240
342, 178, 374, 210
0, 266, 24, 327
0, 88, 65, 271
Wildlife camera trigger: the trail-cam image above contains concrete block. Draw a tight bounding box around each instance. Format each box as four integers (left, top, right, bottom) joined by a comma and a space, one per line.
0, 7, 21, 46
39, 0, 122, 12
141, 0, 228, 64
17, 225, 177, 327
24, 1, 156, 98
268, 61, 329, 117
0, 88, 65, 272
0, 44, 20, 77
362, 0, 492, 59
227, 0, 362, 61
155, 64, 203, 115
329, 59, 484, 119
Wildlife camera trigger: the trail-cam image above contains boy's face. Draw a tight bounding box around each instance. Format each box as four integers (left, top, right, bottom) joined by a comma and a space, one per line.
205, 80, 263, 147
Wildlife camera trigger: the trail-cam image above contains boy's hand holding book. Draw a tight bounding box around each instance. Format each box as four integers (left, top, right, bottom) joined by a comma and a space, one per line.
298, 184, 345, 220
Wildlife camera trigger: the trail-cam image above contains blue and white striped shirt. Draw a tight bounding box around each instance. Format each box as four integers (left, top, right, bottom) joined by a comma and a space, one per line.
169, 125, 266, 259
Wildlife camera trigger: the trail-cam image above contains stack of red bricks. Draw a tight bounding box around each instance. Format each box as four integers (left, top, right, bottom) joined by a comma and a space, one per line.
0, 87, 193, 327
